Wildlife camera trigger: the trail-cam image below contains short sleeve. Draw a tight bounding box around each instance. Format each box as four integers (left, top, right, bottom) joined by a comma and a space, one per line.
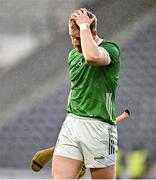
103, 42, 120, 64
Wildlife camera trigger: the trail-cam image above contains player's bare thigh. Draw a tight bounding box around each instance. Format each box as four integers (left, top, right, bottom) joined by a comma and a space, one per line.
52, 155, 83, 179
90, 165, 116, 179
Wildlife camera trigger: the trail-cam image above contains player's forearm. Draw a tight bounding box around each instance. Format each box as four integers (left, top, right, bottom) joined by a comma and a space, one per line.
80, 25, 100, 62
80, 25, 109, 65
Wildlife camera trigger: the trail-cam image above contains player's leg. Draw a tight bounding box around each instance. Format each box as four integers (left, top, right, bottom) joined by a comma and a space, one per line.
51, 115, 84, 179
90, 165, 116, 179
52, 155, 83, 179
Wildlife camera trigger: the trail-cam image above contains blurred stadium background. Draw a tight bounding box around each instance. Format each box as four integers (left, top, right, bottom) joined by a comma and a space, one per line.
0, 0, 156, 178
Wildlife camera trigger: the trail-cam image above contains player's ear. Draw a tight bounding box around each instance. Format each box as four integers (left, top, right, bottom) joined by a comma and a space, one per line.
92, 30, 96, 37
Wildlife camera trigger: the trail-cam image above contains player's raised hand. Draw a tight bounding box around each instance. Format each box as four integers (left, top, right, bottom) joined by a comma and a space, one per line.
71, 8, 94, 27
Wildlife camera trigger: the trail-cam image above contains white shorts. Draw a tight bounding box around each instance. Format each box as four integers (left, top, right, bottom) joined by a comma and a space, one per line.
54, 113, 118, 168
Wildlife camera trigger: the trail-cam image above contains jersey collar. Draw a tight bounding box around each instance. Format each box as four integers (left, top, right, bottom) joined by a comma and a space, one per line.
97, 38, 103, 46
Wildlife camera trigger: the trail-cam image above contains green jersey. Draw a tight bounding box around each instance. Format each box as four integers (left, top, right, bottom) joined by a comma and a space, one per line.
67, 39, 121, 125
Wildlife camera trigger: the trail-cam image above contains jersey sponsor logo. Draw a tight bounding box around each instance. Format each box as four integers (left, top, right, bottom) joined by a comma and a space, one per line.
94, 155, 105, 160
77, 59, 83, 66
71, 58, 83, 67
71, 60, 76, 66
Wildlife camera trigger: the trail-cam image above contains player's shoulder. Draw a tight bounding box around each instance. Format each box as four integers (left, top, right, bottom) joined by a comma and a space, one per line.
67, 49, 78, 65
68, 49, 77, 59
101, 39, 120, 57
101, 39, 120, 49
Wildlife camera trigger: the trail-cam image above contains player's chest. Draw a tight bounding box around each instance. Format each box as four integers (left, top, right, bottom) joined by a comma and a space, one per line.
69, 56, 87, 76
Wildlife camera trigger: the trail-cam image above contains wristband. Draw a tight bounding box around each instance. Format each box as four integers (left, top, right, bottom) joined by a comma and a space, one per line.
79, 23, 89, 31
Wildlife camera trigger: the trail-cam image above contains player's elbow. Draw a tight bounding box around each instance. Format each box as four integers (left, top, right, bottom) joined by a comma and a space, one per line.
85, 55, 110, 66
86, 57, 98, 66
85, 55, 96, 63
84, 49, 110, 65
85, 53, 99, 64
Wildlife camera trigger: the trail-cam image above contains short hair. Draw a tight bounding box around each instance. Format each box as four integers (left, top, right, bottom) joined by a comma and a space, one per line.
69, 8, 97, 32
